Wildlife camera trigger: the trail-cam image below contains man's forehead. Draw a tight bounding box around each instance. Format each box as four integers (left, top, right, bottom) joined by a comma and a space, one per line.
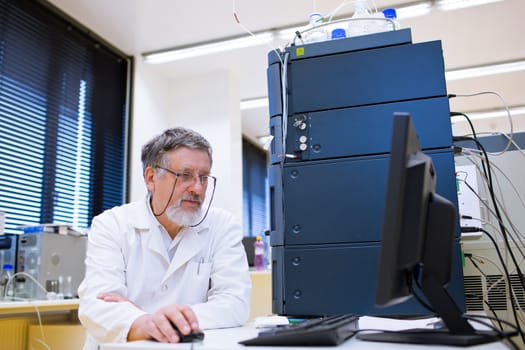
165, 147, 211, 170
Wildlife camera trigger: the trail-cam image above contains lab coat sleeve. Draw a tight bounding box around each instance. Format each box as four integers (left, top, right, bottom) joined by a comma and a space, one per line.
191, 210, 252, 328
78, 209, 147, 344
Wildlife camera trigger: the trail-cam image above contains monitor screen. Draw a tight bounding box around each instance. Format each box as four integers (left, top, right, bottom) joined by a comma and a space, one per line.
357, 113, 506, 346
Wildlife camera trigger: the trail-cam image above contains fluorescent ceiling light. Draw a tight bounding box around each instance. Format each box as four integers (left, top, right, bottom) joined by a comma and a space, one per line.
438, 0, 503, 11
276, 28, 301, 41
256, 135, 274, 150
240, 97, 269, 110
397, 2, 433, 18
142, 0, 502, 64
445, 60, 525, 81
143, 32, 274, 64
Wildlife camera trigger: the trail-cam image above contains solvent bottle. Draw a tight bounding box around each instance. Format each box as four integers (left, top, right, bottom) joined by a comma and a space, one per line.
302, 12, 327, 44
382, 8, 401, 31
0, 263, 15, 300
254, 235, 265, 271
347, 0, 384, 37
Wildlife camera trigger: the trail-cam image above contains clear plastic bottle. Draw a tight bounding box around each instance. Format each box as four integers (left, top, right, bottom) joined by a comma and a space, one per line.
347, 0, 384, 37
382, 8, 401, 31
253, 235, 265, 271
64, 275, 73, 299
302, 12, 328, 44
0, 263, 15, 300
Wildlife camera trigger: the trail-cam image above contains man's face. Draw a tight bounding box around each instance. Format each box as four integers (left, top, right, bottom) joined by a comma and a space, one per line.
146, 147, 212, 226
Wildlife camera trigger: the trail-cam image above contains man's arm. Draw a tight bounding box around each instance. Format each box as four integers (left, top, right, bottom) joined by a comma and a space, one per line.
78, 211, 145, 344
128, 304, 199, 342
97, 292, 201, 342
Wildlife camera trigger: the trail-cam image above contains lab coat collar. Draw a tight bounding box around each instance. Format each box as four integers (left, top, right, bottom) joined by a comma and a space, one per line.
130, 195, 211, 282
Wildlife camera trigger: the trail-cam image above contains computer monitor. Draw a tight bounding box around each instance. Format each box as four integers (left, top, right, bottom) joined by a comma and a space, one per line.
357, 113, 504, 346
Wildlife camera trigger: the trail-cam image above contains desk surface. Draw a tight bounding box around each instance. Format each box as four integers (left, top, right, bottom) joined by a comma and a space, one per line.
99, 316, 510, 350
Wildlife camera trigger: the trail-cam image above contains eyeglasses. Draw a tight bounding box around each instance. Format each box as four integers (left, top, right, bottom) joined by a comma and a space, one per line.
156, 166, 216, 187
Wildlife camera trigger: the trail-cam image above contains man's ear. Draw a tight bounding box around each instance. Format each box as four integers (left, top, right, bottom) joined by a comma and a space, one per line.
144, 167, 157, 192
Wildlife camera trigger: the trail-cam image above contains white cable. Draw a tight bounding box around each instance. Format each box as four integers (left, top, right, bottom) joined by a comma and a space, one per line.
462, 158, 525, 321
464, 154, 525, 244
476, 254, 525, 322
231, 0, 284, 66
470, 216, 525, 251
499, 132, 525, 159
488, 160, 525, 213
281, 52, 290, 161
4, 271, 48, 298
29, 303, 50, 350
451, 91, 514, 155
461, 131, 525, 158
326, 0, 352, 22
459, 174, 515, 260
5, 295, 50, 349
326, 0, 380, 22
462, 155, 525, 246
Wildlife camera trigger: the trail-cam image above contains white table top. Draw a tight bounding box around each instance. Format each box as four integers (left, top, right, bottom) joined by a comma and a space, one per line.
99, 316, 511, 350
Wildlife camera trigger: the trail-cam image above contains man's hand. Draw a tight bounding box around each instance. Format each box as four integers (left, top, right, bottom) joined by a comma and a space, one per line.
97, 292, 130, 303
127, 304, 200, 343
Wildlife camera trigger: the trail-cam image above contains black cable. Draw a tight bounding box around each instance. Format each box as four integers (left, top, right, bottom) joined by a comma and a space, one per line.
462, 226, 525, 343
454, 133, 490, 188
450, 112, 488, 185
455, 137, 525, 343
464, 254, 503, 329
151, 171, 216, 228
409, 272, 435, 313
450, 111, 477, 140
454, 136, 525, 291
408, 271, 518, 348
453, 137, 492, 206
152, 175, 178, 217
464, 292, 503, 330
189, 180, 216, 228
460, 181, 525, 261
465, 313, 519, 333
293, 30, 302, 46
453, 136, 525, 316
464, 315, 521, 350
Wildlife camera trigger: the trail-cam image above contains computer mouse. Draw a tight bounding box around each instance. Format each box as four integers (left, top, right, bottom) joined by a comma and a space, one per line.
172, 325, 205, 343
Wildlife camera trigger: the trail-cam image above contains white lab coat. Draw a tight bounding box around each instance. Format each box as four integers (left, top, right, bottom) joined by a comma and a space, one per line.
78, 197, 252, 350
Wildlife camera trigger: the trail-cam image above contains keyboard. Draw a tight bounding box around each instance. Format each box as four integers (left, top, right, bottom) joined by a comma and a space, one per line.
239, 314, 359, 346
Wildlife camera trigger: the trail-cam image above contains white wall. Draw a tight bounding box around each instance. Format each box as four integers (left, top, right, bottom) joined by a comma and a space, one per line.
129, 60, 172, 201
129, 60, 244, 224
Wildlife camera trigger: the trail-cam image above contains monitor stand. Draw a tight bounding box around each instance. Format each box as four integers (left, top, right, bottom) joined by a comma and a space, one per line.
358, 275, 515, 346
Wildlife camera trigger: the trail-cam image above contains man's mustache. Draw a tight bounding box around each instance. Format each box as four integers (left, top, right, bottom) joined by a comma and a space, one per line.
180, 194, 202, 204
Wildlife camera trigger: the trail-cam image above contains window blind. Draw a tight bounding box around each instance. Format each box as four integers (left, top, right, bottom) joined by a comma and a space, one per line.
0, 0, 131, 234
242, 138, 269, 237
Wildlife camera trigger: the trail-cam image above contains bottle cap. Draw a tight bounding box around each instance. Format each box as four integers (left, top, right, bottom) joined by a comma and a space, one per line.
255, 235, 262, 241
382, 8, 397, 19
308, 12, 323, 26
331, 28, 346, 40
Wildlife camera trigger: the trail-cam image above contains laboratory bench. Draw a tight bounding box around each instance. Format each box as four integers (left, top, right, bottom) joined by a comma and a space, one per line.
0, 271, 271, 350
0, 298, 85, 350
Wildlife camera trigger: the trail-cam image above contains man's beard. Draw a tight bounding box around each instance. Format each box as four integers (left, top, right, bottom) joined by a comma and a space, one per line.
165, 196, 203, 227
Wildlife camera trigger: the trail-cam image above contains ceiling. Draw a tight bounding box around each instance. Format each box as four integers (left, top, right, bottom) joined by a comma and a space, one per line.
47, 0, 525, 145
